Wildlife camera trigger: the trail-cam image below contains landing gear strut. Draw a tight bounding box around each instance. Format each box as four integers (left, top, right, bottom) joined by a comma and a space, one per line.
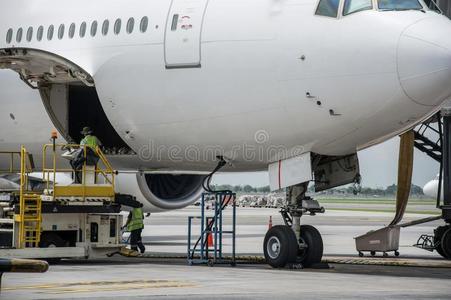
263, 183, 325, 268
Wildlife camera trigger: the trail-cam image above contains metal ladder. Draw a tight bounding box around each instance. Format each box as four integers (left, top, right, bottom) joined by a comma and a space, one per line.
18, 193, 42, 248
17, 146, 41, 248
413, 117, 442, 163
187, 192, 236, 266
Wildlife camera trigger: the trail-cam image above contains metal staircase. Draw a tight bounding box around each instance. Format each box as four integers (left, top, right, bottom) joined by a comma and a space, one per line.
413, 116, 442, 163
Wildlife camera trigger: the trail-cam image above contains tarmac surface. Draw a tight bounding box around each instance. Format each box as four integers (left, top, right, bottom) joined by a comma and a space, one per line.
145, 206, 443, 257
3, 205, 451, 299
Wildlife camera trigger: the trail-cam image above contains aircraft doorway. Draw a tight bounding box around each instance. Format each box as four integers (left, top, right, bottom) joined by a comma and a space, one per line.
41, 84, 133, 155
164, 0, 208, 68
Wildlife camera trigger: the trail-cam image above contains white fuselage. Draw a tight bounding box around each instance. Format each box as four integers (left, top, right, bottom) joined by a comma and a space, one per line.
0, 0, 451, 173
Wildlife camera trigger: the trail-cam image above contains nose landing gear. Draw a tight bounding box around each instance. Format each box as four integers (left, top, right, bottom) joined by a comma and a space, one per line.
263, 183, 324, 268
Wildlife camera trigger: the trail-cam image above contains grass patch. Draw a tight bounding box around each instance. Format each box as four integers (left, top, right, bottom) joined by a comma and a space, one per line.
326, 207, 440, 215
317, 198, 436, 205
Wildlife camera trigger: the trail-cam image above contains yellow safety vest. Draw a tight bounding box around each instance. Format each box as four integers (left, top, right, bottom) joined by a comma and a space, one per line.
127, 208, 144, 231
80, 135, 101, 148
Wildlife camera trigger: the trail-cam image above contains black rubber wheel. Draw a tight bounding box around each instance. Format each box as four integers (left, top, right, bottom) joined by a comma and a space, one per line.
39, 232, 66, 248
39, 233, 66, 264
395, 251, 400, 257
370, 251, 376, 256
358, 252, 364, 257
441, 227, 451, 260
263, 225, 298, 268
297, 225, 324, 268
435, 226, 450, 259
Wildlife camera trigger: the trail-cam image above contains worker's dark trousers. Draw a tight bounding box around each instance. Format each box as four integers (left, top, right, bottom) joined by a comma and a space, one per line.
130, 228, 145, 253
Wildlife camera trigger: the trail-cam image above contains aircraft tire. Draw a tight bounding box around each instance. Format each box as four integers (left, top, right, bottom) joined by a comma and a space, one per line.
297, 225, 323, 267
263, 225, 298, 268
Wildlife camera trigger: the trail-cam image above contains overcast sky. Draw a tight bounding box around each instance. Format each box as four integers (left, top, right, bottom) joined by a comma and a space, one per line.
213, 137, 439, 189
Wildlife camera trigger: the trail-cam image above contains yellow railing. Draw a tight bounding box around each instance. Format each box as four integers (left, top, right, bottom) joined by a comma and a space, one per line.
19, 147, 34, 191
0, 151, 22, 173
42, 144, 115, 200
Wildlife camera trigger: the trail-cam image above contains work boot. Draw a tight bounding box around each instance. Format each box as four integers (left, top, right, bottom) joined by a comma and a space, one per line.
139, 244, 146, 254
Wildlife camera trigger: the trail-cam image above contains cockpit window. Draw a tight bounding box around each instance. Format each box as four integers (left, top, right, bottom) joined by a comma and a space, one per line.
378, 0, 423, 10
316, 0, 340, 17
343, 0, 373, 15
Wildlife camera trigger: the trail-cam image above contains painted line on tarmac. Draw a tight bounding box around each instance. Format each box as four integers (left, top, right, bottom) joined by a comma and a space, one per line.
3, 279, 197, 294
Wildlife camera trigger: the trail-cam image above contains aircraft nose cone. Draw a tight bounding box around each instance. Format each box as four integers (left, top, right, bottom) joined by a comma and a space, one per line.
398, 17, 451, 106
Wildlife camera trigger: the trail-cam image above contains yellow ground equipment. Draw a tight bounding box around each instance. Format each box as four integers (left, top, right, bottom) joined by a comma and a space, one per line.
0, 142, 127, 260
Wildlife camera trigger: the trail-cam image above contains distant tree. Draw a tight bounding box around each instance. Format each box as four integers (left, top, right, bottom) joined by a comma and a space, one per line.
346, 186, 355, 194
243, 185, 255, 193
361, 187, 373, 195
257, 186, 271, 193
385, 184, 397, 195
234, 185, 243, 192
410, 184, 424, 196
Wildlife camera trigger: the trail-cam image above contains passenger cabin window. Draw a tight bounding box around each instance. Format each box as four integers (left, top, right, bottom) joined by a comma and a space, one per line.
6, 28, 13, 44
47, 25, 54, 40
126, 18, 135, 34
90, 21, 98, 37
26, 27, 33, 42
102, 20, 109, 36
114, 19, 121, 35
316, 0, 341, 17
140, 16, 149, 33
16, 28, 23, 43
378, 0, 423, 10
80, 22, 87, 38
343, 0, 373, 15
58, 24, 65, 39
37, 26, 43, 41
69, 23, 75, 39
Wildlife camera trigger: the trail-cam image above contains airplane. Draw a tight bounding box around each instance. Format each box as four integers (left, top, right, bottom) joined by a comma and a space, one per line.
0, 0, 450, 267
423, 174, 441, 200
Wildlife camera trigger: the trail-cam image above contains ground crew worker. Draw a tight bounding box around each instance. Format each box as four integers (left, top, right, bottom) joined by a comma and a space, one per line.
72, 126, 102, 183
80, 126, 102, 149
125, 203, 146, 253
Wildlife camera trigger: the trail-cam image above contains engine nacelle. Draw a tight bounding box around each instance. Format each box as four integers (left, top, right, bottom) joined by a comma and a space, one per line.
116, 173, 205, 212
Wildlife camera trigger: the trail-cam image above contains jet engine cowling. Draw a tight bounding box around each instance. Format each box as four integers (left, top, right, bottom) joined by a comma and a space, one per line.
115, 173, 205, 212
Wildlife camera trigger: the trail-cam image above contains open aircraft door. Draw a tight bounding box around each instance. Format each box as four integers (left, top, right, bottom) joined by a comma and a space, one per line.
164, 0, 208, 68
